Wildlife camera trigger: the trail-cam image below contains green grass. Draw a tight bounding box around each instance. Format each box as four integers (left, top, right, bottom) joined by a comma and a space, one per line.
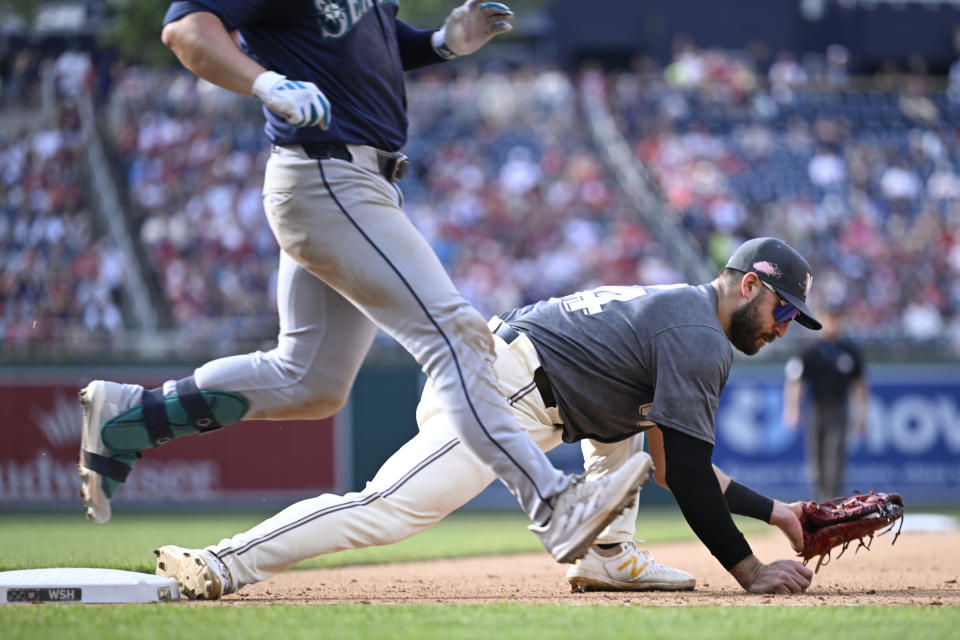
0, 507, 729, 572
1, 604, 958, 640
4, 506, 954, 573
2, 508, 955, 639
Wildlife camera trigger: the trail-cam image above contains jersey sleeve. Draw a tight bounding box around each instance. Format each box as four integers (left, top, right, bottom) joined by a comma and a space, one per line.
163, 0, 263, 31
643, 326, 730, 445
394, 19, 446, 70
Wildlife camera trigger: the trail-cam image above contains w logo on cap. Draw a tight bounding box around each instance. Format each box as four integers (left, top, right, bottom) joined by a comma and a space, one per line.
802, 273, 813, 298
725, 236, 823, 330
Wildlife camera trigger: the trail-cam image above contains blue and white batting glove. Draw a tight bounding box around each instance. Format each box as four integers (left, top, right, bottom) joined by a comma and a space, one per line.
431, 0, 514, 60
252, 70, 331, 129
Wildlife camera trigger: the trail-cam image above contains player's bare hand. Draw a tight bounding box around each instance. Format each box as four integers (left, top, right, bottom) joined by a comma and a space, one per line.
730, 555, 813, 594
749, 559, 813, 594
252, 71, 331, 129
433, 0, 514, 58
770, 500, 804, 552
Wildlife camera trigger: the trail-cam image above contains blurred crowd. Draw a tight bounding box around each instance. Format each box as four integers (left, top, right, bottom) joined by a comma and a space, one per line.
605, 43, 960, 350
2, 43, 959, 359
102, 66, 279, 351
0, 95, 127, 358
96, 62, 664, 351
400, 66, 670, 316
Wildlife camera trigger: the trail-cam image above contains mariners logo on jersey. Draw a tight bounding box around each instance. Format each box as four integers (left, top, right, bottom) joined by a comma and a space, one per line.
314, 0, 348, 38
314, 0, 399, 39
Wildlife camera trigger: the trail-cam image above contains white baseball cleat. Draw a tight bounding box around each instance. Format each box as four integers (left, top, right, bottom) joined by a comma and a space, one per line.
531, 451, 654, 564
77, 380, 143, 524
567, 541, 696, 592
154, 545, 235, 600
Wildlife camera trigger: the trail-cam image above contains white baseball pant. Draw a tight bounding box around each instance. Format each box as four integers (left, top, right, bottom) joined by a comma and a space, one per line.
192, 144, 568, 528
207, 320, 645, 589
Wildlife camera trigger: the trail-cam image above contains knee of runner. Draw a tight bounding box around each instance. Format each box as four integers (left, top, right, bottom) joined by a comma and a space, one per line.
444, 303, 495, 356
260, 370, 352, 420
416, 302, 495, 366
287, 391, 350, 419
274, 232, 312, 269
653, 465, 669, 490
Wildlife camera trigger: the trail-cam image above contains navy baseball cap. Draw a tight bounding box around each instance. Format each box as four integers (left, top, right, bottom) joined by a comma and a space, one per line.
725, 237, 822, 330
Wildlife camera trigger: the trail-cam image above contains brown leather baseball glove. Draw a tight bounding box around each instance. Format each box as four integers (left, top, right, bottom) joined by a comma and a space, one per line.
798, 490, 905, 572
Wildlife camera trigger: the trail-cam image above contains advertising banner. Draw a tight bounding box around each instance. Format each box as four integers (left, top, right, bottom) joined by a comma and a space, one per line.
5, 363, 957, 510
1, 373, 344, 507
471, 363, 960, 508
714, 363, 960, 505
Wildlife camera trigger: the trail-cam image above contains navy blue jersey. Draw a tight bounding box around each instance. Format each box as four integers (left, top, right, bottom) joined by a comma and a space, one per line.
164, 0, 443, 150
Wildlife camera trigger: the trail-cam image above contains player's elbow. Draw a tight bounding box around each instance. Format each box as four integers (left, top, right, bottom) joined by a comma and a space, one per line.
161, 18, 203, 59
161, 20, 185, 52
663, 463, 682, 494
661, 429, 715, 495
161, 12, 219, 59
653, 465, 669, 490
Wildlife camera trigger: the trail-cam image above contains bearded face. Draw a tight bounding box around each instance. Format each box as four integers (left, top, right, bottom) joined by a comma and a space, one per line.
729, 293, 776, 355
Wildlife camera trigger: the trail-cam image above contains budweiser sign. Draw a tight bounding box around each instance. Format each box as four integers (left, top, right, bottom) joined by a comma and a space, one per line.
2, 377, 342, 505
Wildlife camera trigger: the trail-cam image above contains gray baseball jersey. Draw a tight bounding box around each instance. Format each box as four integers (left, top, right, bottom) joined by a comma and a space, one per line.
500, 284, 733, 445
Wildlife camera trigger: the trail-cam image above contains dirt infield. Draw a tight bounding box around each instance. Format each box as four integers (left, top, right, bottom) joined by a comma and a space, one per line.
222, 528, 960, 606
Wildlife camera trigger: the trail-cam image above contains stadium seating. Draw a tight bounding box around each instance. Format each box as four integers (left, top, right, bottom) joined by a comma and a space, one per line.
607, 48, 959, 351
3, 50, 958, 358
0, 103, 128, 359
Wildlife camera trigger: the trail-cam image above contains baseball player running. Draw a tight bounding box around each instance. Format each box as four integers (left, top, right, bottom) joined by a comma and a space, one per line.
78, 0, 651, 568
152, 237, 818, 599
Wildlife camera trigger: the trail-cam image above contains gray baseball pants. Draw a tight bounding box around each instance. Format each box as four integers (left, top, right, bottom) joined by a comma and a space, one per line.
192, 144, 569, 524
206, 322, 645, 589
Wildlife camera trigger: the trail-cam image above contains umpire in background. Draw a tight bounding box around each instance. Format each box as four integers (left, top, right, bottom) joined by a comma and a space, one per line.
783, 306, 870, 501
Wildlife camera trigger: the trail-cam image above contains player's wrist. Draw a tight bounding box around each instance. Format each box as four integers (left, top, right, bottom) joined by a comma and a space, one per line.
728, 554, 762, 590
430, 29, 459, 60
774, 499, 803, 521
723, 480, 774, 523
252, 70, 286, 100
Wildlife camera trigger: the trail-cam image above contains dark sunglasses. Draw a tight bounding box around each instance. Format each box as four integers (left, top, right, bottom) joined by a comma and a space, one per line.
759, 280, 800, 323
